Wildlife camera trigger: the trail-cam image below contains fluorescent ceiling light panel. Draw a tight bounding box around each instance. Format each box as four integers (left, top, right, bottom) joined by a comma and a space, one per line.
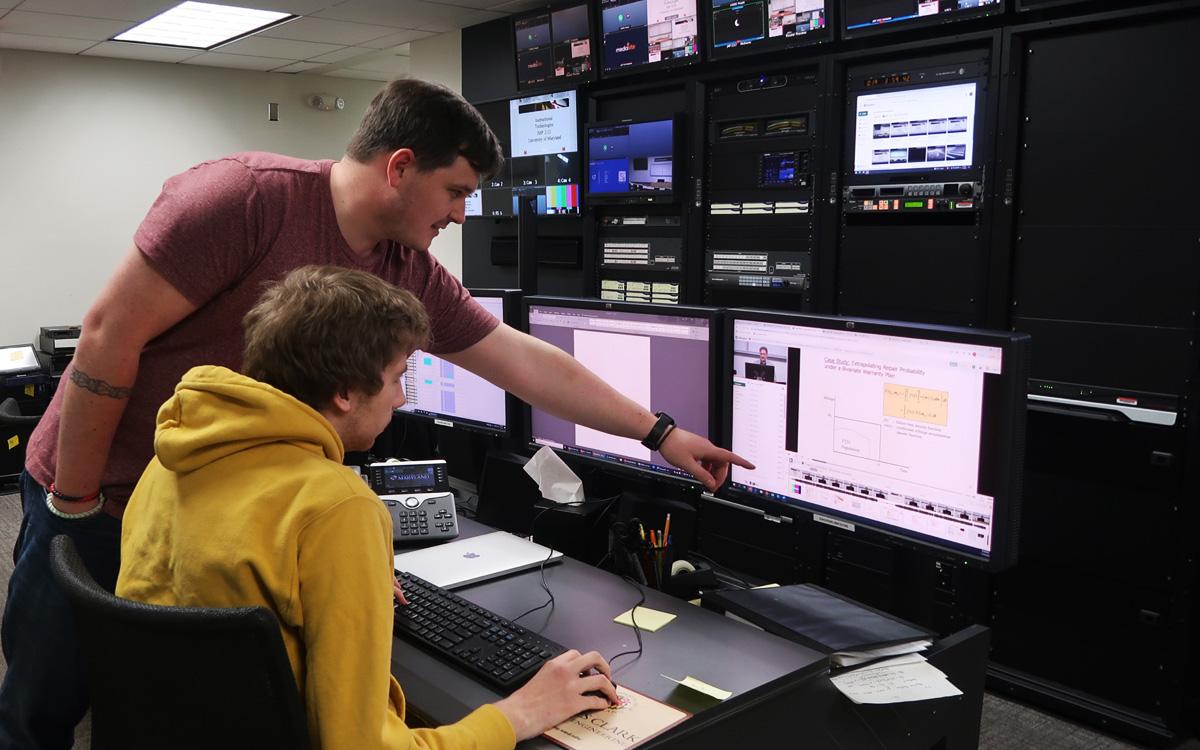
114, 2, 293, 49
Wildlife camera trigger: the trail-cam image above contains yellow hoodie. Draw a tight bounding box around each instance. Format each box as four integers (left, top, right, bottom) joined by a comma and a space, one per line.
117, 366, 516, 750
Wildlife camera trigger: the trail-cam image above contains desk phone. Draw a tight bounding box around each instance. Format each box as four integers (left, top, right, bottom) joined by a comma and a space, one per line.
368, 460, 459, 544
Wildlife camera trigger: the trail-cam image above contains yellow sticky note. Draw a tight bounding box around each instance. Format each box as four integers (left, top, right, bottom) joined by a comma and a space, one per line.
662, 674, 733, 701
614, 606, 676, 632
24, 385, 35, 397
6, 435, 19, 450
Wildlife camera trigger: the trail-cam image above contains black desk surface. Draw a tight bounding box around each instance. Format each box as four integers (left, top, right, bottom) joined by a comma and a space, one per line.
391, 517, 988, 749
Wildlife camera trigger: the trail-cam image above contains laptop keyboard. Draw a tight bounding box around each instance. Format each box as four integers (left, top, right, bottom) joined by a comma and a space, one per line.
393, 570, 568, 693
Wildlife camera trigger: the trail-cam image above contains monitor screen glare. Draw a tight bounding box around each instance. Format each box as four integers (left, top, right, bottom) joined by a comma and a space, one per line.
853, 82, 976, 174
528, 303, 712, 481
588, 119, 674, 197
601, 0, 699, 74
729, 317, 1005, 558
397, 296, 508, 432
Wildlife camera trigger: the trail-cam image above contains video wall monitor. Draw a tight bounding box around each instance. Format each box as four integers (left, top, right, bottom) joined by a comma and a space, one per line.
723, 309, 1029, 570
397, 289, 521, 435
508, 89, 582, 215
586, 117, 678, 205
842, 0, 1004, 39
466, 100, 513, 218
851, 81, 978, 176
600, 0, 700, 78
526, 297, 719, 485
709, 0, 829, 61
514, 1, 594, 91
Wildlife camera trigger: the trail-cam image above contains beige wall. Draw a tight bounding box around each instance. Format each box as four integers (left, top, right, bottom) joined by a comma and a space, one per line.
0, 49, 384, 345
409, 30, 465, 279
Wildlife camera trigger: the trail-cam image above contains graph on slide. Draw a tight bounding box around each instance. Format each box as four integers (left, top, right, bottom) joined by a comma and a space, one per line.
826, 383, 950, 470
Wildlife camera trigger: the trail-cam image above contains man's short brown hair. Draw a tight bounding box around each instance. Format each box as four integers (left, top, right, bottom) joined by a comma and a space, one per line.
242, 266, 431, 410
346, 78, 504, 181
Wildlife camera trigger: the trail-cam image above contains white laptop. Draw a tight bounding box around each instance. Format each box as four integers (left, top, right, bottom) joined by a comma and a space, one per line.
393, 531, 564, 590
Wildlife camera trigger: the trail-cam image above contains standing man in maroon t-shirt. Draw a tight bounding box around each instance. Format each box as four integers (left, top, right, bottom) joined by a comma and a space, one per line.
0, 79, 749, 749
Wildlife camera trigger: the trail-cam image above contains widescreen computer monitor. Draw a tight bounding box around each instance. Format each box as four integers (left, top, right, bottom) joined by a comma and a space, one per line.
396, 290, 520, 435
851, 81, 978, 176
526, 297, 719, 484
586, 117, 677, 204
709, 0, 828, 60
514, 1, 593, 90
842, 0, 1004, 39
723, 310, 1029, 570
600, 0, 700, 77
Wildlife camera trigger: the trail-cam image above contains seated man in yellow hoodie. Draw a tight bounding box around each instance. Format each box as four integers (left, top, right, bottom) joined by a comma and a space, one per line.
116, 265, 617, 749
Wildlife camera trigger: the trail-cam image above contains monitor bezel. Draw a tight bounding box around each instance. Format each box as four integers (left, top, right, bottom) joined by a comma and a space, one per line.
513, 0, 598, 94
522, 295, 723, 488
840, 0, 1006, 41
718, 307, 1028, 571
394, 288, 523, 437
584, 114, 682, 206
597, 0, 704, 80
706, 0, 833, 62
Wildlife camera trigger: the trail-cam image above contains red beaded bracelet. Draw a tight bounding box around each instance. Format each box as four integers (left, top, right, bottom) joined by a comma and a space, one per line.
48, 483, 102, 504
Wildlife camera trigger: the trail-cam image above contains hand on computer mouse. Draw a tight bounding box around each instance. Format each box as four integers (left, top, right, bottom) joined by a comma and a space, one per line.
493, 649, 618, 740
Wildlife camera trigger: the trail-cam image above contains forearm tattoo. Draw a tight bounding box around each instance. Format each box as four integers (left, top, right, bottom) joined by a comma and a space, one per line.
70, 367, 133, 400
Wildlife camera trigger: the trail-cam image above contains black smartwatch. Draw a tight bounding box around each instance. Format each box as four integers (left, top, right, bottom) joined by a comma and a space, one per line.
640, 412, 676, 452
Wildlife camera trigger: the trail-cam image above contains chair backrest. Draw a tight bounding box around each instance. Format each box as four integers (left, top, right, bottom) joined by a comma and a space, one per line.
0, 398, 40, 426
48, 535, 312, 750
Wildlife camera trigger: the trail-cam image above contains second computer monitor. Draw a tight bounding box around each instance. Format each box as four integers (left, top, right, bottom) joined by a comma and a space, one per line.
724, 309, 1029, 570
526, 297, 718, 484
397, 289, 520, 436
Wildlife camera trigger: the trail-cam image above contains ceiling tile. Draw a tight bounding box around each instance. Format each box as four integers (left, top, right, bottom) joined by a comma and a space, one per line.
0, 30, 94, 52
81, 40, 200, 62
271, 60, 324, 73
202, 0, 334, 14
426, 0, 514, 10
315, 0, 502, 32
0, 10, 133, 40
324, 67, 393, 81
11, 0, 174, 22
216, 35, 343, 59
306, 44, 378, 63
259, 16, 400, 46
182, 51, 289, 70
357, 28, 434, 49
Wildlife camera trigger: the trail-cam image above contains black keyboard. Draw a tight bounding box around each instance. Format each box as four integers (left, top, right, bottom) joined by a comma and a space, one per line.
393, 570, 568, 692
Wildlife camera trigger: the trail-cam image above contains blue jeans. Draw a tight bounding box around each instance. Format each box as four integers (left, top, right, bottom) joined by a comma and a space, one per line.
0, 471, 121, 750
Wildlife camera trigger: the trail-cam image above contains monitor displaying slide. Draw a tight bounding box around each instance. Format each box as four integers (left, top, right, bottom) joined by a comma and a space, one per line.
710, 0, 827, 59
852, 82, 977, 175
843, 0, 1003, 38
587, 118, 675, 203
600, 0, 700, 76
508, 89, 581, 215
514, 2, 593, 91
527, 298, 717, 483
398, 294, 509, 435
725, 311, 1028, 568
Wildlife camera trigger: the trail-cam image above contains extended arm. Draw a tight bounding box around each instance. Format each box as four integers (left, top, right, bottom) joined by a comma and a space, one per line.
51, 245, 197, 505
443, 324, 752, 491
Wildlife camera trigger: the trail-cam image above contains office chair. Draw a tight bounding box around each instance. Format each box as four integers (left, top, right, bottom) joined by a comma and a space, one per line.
47, 535, 312, 750
1, 397, 41, 488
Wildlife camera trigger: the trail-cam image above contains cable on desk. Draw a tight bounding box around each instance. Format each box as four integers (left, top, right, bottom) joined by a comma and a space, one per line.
606, 576, 646, 670
509, 495, 620, 625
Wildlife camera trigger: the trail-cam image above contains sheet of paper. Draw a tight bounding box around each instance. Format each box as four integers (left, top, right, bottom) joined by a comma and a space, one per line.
614, 606, 676, 632
543, 685, 690, 750
830, 658, 963, 704
661, 674, 732, 701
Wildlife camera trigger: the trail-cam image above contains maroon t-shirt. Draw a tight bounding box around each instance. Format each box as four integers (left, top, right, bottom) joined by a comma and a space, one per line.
27, 152, 497, 507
